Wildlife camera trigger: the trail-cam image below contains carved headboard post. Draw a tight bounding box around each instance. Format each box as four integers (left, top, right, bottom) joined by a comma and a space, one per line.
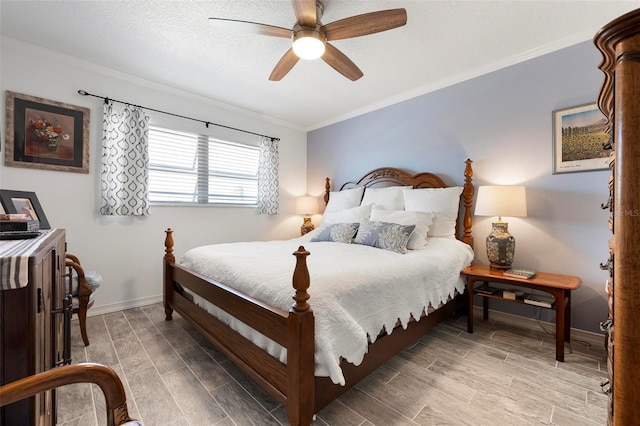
324, 177, 331, 206
462, 159, 474, 247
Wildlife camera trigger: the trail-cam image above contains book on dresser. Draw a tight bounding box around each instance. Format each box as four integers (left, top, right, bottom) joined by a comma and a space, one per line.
524, 293, 555, 308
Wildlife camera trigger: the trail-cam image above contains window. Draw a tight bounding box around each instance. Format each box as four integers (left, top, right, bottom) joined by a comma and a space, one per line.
148, 126, 260, 205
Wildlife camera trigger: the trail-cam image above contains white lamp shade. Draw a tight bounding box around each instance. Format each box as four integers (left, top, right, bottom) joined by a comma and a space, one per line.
295, 196, 320, 215
475, 186, 527, 218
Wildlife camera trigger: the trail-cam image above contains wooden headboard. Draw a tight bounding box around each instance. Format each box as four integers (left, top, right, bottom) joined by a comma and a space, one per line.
323, 159, 474, 247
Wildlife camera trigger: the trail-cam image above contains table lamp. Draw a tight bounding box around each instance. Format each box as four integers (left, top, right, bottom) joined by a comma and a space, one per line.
475, 185, 527, 269
295, 196, 320, 236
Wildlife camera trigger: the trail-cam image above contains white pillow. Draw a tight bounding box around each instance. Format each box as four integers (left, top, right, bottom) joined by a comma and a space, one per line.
370, 205, 434, 249
360, 186, 412, 210
403, 187, 463, 239
323, 204, 373, 224
324, 186, 365, 213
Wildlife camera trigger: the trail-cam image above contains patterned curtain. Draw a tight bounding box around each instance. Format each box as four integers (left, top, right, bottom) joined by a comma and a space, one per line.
257, 136, 279, 214
100, 102, 150, 216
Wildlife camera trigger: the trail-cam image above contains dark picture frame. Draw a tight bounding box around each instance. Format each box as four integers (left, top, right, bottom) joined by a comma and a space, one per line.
552, 102, 610, 174
0, 190, 51, 229
4, 91, 90, 173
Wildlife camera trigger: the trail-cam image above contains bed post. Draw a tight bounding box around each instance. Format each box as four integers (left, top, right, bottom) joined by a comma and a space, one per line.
164, 228, 175, 321
324, 177, 331, 206
287, 246, 315, 426
462, 159, 474, 247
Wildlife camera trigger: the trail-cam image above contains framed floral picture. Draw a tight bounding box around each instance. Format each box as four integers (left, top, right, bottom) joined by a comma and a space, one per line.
4, 91, 90, 173
552, 102, 610, 174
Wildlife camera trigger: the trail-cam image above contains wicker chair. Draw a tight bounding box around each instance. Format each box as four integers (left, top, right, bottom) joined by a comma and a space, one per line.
0, 363, 141, 426
66, 254, 101, 346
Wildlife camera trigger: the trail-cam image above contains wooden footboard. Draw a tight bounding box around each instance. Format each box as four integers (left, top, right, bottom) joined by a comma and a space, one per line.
164, 232, 315, 425
163, 230, 467, 425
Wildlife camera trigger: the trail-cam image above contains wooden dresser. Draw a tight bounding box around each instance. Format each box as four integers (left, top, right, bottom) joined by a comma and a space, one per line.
0, 229, 70, 426
594, 9, 640, 426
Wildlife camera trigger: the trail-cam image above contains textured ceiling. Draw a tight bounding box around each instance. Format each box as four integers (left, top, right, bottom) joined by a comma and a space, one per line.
1, 1, 638, 130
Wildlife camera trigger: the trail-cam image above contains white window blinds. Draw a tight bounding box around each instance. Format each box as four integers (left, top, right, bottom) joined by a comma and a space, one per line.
148, 126, 259, 205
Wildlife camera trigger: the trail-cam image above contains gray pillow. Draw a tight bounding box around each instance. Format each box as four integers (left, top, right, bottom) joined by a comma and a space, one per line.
310, 222, 359, 243
354, 218, 416, 254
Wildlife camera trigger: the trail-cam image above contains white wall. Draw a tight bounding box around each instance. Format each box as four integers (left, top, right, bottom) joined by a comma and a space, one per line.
1, 37, 307, 315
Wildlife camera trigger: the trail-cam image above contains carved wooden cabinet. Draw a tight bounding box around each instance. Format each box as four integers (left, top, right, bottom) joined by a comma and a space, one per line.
0, 229, 70, 426
594, 8, 640, 426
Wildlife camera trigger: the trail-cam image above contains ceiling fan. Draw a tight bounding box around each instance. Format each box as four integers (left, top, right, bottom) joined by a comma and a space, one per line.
208, 0, 407, 81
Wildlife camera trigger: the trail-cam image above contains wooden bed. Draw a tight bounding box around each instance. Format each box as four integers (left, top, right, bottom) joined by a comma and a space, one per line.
163, 159, 474, 425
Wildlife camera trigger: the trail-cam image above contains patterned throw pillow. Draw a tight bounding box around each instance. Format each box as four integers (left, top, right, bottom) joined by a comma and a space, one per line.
310, 223, 360, 243
354, 218, 416, 254
369, 206, 434, 250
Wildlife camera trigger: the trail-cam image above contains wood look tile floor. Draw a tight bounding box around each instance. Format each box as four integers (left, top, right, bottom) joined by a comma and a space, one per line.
58, 304, 608, 426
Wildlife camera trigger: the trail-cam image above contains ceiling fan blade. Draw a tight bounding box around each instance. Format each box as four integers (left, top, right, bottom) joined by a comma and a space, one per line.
269, 48, 300, 81
291, 0, 317, 27
322, 9, 407, 41
322, 43, 363, 81
208, 18, 292, 38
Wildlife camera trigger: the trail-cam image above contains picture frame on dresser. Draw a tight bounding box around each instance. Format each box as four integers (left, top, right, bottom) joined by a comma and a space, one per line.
552, 102, 609, 174
4, 91, 90, 174
0, 189, 50, 229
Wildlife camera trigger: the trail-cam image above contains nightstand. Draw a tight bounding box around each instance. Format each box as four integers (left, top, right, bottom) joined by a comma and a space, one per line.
463, 264, 582, 362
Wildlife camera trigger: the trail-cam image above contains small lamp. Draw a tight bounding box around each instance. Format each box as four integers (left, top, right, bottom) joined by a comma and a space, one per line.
475, 185, 527, 269
295, 196, 320, 236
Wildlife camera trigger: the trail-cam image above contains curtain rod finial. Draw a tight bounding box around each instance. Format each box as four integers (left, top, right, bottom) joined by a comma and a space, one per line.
78, 90, 87, 96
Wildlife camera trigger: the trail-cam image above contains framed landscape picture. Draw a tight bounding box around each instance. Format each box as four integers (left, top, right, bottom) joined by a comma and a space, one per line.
4, 91, 90, 173
552, 103, 610, 174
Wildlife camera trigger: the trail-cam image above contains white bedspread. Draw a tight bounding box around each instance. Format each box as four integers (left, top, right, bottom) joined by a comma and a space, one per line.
179, 236, 473, 385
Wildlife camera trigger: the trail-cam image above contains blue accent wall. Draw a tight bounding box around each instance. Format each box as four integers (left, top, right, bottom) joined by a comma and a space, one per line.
308, 40, 610, 333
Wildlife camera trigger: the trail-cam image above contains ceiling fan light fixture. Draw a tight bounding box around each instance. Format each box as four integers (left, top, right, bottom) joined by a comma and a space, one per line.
210, 1, 407, 80
292, 27, 326, 60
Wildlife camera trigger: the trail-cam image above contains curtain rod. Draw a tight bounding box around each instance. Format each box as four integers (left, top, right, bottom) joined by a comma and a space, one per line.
77, 90, 279, 141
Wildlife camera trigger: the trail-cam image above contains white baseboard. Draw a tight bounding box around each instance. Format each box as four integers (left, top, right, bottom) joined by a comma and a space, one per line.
87, 295, 163, 317
473, 306, 606, 349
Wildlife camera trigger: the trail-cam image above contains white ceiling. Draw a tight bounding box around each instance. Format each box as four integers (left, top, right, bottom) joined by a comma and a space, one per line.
1, 1, 638, 130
